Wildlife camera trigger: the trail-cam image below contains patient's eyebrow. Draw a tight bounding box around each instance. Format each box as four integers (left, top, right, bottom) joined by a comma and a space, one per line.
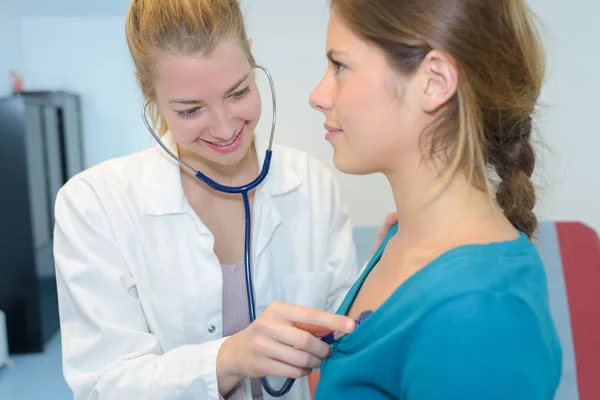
327, 49, 349, 62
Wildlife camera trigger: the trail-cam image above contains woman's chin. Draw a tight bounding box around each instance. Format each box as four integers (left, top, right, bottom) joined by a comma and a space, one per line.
333, 153, 376, 175
333, 157, 358, 175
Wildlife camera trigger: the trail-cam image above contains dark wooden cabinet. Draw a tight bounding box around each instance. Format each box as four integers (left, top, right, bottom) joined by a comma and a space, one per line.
0, 91, 84, 354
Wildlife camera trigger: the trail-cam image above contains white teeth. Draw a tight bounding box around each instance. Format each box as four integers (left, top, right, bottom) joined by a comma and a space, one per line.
209, 130, 239, 146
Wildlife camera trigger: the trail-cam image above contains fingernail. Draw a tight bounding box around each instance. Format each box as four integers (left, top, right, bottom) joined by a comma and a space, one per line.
344, 319, 355, 332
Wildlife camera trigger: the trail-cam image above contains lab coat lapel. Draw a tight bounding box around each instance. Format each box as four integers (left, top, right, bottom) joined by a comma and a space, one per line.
250, 186, 282, 315
252, 190, 282, 268
251, 139, 301, 281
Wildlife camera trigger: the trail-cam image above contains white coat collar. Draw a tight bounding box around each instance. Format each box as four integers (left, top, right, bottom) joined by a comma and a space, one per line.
141, 131, 302, 215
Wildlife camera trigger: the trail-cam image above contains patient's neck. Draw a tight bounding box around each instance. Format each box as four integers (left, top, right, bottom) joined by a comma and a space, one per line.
385, 168, 506, 249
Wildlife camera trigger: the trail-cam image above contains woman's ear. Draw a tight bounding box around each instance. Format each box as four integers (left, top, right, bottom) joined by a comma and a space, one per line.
248, 38, 253, 49
419, 50, 458, 113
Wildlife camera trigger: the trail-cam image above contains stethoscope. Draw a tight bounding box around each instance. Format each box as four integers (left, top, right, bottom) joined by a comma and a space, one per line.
141, 65, 298, 397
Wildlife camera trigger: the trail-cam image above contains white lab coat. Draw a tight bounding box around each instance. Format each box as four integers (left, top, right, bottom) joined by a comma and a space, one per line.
53, 133, 359, 400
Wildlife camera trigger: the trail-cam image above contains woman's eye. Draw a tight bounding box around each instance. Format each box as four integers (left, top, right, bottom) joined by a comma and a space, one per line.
231, 86, 250, 99
176, 107, 202, 118
332, 60, 346, 74
328, 56, 347, 74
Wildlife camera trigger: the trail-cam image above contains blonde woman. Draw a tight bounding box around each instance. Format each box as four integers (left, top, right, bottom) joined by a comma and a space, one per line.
53, 1, 393, 399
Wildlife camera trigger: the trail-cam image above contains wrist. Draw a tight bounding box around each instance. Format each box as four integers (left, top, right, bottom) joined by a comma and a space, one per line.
217, 336, 244, 396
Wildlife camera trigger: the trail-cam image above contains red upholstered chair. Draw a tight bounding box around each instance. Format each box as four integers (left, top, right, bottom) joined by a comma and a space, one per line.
538, 222, 600, 400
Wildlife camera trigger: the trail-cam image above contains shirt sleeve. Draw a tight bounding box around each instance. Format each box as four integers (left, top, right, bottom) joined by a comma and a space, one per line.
54, 178, 227, 400
400, 292, 559, 400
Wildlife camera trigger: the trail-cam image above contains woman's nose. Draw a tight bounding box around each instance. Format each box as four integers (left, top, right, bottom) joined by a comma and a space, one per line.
309, 76, 333, 112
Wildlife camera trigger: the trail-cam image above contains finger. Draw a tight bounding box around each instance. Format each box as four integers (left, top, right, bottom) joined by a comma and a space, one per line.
253, 320, 332, 359
252, 358, 311, 380
380, 212, 398, 235
293, 322, 334, 338
258, 338, 323, 370
373, 212, 398, 251
267, 302, 355, 334
272, 324, 332, 359
387, 211, 399, 224
374, 218, 389, 242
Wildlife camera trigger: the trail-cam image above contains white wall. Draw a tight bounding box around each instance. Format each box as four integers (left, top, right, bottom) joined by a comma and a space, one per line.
1, 0, 129, 17
0, 10, 22, 97
21, 17, 150, 168
17, 0, 600, 230
526, 0, 600, 232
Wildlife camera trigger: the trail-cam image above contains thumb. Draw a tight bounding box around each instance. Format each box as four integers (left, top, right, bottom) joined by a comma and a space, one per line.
373, 212, 398, 252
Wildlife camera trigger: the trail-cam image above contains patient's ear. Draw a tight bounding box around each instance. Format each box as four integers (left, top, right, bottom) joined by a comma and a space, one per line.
248, 38, 253, 49
418, 50, 458, 113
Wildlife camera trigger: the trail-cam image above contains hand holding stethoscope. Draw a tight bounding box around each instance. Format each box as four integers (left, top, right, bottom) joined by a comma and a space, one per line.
216, 302, 358, 395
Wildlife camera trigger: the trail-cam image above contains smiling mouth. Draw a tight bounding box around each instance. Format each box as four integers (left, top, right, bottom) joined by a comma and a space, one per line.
204, 128, 242, 147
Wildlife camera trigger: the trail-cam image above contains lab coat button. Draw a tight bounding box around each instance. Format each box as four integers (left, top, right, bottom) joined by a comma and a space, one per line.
208, 325, 216, 334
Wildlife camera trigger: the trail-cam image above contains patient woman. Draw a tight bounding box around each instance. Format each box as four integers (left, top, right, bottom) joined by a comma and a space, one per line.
309, 0, 562, 398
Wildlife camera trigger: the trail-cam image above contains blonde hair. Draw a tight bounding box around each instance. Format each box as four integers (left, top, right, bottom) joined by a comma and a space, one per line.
332, 0, 545, 238
125, 0, 255, 135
